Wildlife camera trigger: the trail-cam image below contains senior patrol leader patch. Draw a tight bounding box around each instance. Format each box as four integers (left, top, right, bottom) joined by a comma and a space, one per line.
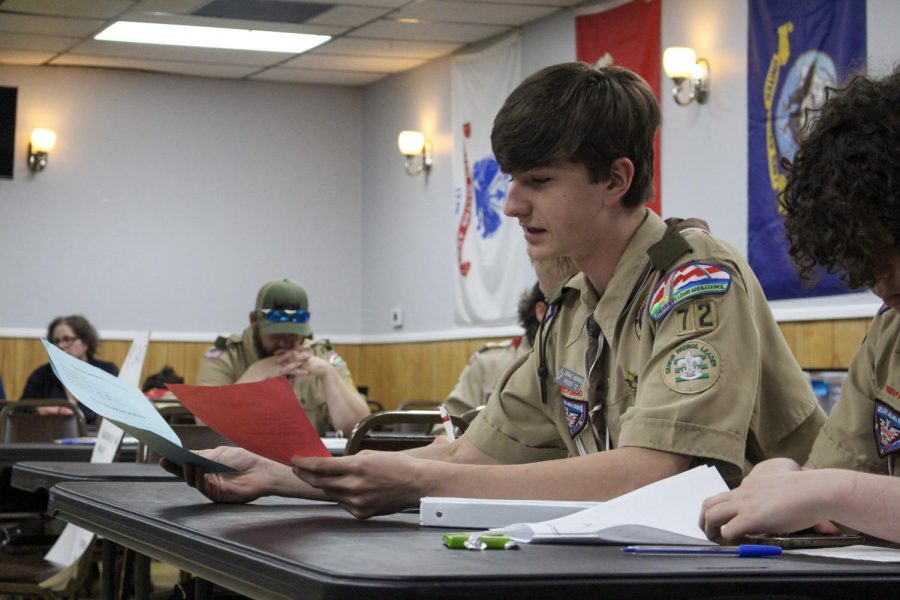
874, 400, 900, 458
648, 262, 733, 321
563, 398, 588, 438
661, 341, 721, 394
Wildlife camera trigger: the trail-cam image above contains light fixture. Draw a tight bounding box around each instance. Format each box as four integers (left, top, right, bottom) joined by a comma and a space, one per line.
95, 21, 331, 54
397, 130, 432, 176
28, 128, 56, 172
663, 47, 710, 106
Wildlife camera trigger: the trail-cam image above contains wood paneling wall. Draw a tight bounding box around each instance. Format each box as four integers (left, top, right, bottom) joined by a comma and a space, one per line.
0, 318, 872, 408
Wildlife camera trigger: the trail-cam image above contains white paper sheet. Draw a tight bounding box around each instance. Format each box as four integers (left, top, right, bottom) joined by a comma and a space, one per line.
496, 465, 728, 545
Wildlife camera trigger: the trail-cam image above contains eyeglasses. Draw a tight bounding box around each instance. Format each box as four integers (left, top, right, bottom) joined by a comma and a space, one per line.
260, 308, 311, 323
52, 335, 80, 346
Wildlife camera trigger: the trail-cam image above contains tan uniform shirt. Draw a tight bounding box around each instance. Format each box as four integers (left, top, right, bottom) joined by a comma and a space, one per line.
467, 210, 825, 483
444, 338, 531, 416
197, 327, 355, 435
809, 308, 900, 474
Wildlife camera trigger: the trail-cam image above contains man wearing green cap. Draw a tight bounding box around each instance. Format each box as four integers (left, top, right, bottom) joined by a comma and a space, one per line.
197, 278, 369, 436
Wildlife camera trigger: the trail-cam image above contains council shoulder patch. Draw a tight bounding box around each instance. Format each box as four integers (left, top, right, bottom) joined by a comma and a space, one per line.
874, 400, 900, 458
661, 340, 721, 394
563, 398, 588, 438
648, 262, 733, 321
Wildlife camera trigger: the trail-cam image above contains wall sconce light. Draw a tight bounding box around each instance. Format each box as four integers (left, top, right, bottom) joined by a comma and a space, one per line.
663, 47, 709, 106
397, 130, 432, 176
28, 128, 57, 172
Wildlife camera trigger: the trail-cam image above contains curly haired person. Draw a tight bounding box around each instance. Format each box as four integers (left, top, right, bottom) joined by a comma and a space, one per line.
701, 69, 900, 544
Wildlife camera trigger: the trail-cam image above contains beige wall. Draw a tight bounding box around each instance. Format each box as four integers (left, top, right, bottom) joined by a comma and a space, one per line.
1, 318, 869, 408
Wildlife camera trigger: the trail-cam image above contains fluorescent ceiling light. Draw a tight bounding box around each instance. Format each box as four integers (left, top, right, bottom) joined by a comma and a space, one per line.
95, 21, 330, 54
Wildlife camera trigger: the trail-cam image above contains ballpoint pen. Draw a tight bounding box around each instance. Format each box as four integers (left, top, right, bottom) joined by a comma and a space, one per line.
623, 545, 782, 557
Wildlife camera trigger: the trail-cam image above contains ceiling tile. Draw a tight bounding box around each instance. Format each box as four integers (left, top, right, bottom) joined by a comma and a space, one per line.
395, 0, 556, 26
317, 37, 463, 59
283, 53, 425, 73
0, 13, 107, 37
352, 18, 508, 43
306, 5, 394, 28
130, 0, 209, 15
315, 0, 408, 7
0, 33, 80, 53
0, 0, 135, 19
251, 67, 386, 85
50, 54, 263, 78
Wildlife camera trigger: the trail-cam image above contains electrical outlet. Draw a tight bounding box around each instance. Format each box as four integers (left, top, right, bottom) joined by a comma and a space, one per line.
391, 305, 404, 328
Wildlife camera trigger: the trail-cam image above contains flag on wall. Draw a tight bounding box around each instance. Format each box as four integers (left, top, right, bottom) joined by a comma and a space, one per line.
452, 34, 532, 326
576, 0, 662, 215
748, 0, 866, 300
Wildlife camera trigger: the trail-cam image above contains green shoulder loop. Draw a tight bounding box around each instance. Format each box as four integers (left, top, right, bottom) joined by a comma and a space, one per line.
646, 217, 709, 271
311, 338, 333, 351
213, 336, 229, 350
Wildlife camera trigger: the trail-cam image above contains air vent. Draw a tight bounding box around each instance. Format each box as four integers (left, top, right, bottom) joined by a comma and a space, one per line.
193, 0, 332, 24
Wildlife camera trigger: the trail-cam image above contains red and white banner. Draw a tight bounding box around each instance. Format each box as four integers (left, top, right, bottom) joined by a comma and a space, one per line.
576, 0, 662, 215
451, 34, 532, 326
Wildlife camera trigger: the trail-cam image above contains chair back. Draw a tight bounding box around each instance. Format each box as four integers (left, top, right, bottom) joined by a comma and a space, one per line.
460, 405, 485, 424
0, 400, 87, 443
365, 398, 385, 413
345, 410, 469, 456
154, 402, 196, 424
137, 424, 236, 464
397, 399, 440, 411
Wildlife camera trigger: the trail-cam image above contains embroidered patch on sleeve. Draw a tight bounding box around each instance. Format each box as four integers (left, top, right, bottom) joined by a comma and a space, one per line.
874, 400, 900, 458
648, 262, 733, 321
661, 340, 721, 394
674, 300, 719, 336
327, 351, 346, 368
203, 348, 223, 359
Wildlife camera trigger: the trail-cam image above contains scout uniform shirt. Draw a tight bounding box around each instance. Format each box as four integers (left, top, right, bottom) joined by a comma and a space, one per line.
197, 327, 355, 435
809, 307, 900, 474
466, 210, 825, 483
444, 337, 531, 416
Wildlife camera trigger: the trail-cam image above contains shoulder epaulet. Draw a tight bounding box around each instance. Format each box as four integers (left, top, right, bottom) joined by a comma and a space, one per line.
214, 336, 229, 350
647, 217, 710, 271
478, 339, 514, 353
548, 273, 578, 304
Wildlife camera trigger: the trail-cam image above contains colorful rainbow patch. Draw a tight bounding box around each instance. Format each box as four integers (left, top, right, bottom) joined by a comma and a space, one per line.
648, 262, 733, 321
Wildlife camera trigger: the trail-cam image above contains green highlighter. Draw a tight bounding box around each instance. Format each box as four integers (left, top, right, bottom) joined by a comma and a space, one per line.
443, 532, 519, 550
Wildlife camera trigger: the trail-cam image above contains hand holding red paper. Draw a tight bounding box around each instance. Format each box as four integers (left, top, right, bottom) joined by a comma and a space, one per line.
168, 377, 331, 464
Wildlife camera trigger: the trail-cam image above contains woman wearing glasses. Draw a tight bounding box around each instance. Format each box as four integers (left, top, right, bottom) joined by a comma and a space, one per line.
21, 314, 119, 423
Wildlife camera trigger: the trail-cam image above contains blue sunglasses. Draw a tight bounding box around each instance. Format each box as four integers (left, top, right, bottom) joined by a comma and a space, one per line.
260, 308, 311, 324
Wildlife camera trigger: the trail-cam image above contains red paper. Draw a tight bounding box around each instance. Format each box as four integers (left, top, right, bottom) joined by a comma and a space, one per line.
167, 378, 331, 464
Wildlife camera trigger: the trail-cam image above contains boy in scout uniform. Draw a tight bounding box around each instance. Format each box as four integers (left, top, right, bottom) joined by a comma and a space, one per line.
701, 70, 900, 544
197, 278, 369, 436
166, 64, 822, 519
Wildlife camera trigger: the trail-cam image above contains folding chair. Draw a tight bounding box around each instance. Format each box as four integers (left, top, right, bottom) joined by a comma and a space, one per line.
0, 537, 98, 600
0, 399, 87, 443
345, 410, 469, 455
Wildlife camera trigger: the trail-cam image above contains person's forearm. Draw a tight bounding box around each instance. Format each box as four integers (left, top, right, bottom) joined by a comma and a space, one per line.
420, 446, 691, 501
403, 435, 504, 463
320, 369, 370, 436
815, 470, 900, 543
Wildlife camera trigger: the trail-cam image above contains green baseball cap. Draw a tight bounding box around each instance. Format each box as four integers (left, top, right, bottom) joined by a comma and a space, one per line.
254, 279, 311, 336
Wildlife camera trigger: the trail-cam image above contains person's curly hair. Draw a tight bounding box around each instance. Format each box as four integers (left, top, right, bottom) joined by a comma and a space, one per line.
47, 315, 101, 359
518, 283, 546, 346
779, 69, 900, 288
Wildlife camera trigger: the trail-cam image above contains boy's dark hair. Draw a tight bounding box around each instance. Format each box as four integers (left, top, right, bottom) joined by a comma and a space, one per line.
142, 366, 184, 392
780, 69, 900, 288
491, 62, 660, 207
47, 315, 100, 359
517, 283, 546, 346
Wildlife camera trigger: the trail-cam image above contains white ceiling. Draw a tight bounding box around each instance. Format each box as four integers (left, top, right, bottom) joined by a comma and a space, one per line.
0, 0, 583, 86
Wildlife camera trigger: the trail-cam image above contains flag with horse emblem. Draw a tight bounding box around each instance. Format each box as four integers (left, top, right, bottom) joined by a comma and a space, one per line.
748, 0, 865, 300
452, 34, 531, 326
576, 0, 661, 215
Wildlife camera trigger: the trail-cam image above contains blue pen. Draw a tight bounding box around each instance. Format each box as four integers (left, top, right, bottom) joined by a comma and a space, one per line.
623, 544, 782, 557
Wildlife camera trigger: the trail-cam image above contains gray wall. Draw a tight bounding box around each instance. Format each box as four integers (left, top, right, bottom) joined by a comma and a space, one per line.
0, 66, 363, 340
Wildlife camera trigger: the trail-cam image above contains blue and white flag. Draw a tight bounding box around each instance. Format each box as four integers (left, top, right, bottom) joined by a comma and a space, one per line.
452, 34, 531, 325
748, 0, 866, 300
